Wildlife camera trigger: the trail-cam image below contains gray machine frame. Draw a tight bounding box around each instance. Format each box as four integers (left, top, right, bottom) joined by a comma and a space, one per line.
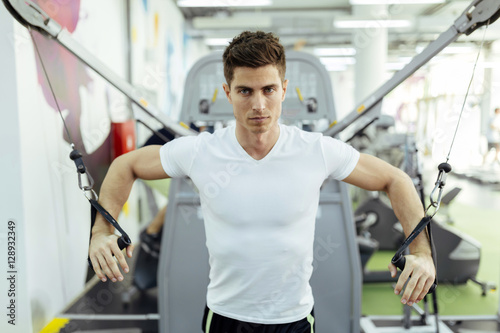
158, 51, 362, 333
178, 51, 336, 126
324, 0, 500, 142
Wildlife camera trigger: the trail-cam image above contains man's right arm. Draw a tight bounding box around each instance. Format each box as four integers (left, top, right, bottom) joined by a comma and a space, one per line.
89, 145, 170, 283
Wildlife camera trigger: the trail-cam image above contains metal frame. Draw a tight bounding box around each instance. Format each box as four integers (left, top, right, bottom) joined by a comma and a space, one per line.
324, 0, 500, 141
1, 0, 196, 138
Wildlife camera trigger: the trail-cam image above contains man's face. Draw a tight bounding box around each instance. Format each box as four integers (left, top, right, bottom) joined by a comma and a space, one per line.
223, 65, 288, 136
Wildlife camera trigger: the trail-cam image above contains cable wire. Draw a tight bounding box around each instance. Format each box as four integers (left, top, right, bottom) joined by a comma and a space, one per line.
446, 20, 490, 163
29, 27, 76, 148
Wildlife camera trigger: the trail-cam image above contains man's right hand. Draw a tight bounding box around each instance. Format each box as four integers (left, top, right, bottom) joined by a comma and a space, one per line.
86, 145, 167, 282
89, 231, 134, 282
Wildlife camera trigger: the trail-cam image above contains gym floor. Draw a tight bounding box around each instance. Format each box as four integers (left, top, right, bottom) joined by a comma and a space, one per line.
41, 167, 500, 333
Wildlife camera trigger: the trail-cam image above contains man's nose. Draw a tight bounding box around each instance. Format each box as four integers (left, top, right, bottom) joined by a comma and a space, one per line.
251, 92, 266, 111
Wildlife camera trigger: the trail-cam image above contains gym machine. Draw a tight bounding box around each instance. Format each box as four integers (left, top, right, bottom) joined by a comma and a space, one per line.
322, 0, 500, 332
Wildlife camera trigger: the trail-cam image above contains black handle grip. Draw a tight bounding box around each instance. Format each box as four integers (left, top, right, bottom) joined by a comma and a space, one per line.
391, 253, 406, 271
117, 235, 131, 250
87, 235, 132, 269
391, 254, 436, 294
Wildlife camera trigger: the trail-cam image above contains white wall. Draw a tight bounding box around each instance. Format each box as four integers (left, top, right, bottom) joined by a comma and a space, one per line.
0, 0, 195, 330
1, 1, 130, 331
0, 5, 32, 333
130, 0, 197, 131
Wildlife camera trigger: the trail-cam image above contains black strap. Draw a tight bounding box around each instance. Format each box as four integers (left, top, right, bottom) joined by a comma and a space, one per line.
87, 199, 132, 268
427, 221, 441, 332
391, 215, 437, 294
393, 216, 432, 259
89, 199, 131, 241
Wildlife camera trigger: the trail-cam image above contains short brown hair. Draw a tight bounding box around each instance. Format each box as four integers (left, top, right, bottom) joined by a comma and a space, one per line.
222, 31, 286, 87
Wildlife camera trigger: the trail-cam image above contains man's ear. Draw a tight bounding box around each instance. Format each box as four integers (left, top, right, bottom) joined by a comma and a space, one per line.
223, 83, 232, 104
281, 79, 289, 102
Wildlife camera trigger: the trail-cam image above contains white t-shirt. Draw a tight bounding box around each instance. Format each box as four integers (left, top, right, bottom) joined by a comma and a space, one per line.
160, 123, 360, 324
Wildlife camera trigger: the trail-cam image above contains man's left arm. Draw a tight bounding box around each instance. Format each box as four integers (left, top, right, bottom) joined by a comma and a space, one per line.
343, 153, 436, 306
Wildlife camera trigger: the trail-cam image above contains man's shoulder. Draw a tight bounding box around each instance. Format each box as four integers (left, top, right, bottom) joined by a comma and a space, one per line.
280, 124, 323, 142
199, 125, 233, 142
173, 126, 229, 141
175, 125, 234, 151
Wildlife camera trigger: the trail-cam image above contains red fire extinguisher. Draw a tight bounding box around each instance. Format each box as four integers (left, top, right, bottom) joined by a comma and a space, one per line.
111, 119, 136, 159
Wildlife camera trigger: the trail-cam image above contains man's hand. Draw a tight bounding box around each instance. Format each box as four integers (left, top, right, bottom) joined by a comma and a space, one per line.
89, 231, 134, 283
85, 146, 167, 283
388, 252, 436, 306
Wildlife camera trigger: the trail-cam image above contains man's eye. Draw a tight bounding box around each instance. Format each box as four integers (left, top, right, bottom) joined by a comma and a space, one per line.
265, 88, 275, 93
239, 89, 250, 95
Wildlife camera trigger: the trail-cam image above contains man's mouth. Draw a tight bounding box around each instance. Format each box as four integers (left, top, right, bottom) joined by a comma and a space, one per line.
249, 116, 269, 121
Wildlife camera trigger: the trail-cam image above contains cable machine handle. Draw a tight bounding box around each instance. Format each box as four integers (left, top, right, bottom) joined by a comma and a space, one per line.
391, 254, 437, 294
86, 199, 132, 270
87, 236, 131, 268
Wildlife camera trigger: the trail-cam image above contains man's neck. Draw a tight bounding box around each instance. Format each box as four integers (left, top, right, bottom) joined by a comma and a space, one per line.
235, 124, 280, 160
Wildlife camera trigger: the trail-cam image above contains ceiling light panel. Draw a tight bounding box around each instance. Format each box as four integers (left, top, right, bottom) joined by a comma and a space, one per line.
349, 0, 445, 4
334, 19, 412, 28
314, 47, 357, 56
178, 0, 273, 7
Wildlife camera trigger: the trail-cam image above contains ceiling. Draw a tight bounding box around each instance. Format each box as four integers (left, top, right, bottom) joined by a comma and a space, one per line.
175, 0, 500, 60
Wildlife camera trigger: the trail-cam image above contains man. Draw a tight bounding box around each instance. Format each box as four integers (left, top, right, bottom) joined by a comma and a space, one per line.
483, 107, 500, 165
89, 31, 435, 332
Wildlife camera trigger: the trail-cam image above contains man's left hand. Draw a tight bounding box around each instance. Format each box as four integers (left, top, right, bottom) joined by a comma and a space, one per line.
388, 253, 436, 306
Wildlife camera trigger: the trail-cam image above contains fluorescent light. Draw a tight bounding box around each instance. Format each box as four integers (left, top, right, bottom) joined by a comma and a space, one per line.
386, 57, 412, 70
178, 0, 272, 7
193, 15, 272, 29
386, 62, 406, 71
350, 0, 445, 4
479, 62, 500, 69
318, 55, 357, 71
334, 19, 411, 28
416, 45, 475, 54
313, 47, 356, 57
205, 38, 232, 46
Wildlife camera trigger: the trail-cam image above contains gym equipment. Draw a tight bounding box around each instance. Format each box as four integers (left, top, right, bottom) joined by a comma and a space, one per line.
338, 1, 500, 330
353, 130, 492, 294
120, 186, 164, 305
356, 198, 492, 291
25, 24, 134, 269
157, 51, 362, 333
324, 0, 500, 140
2, 0, 195, 138
438, 187, 462, 225
2, 0, 197, 275
355, 197, 404, 252
178, 54, 335, 130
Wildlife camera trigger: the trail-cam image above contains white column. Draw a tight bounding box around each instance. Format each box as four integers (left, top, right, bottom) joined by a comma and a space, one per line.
480, 46, 493, 135
0, 5, 32, 333
352, 4, 388, 103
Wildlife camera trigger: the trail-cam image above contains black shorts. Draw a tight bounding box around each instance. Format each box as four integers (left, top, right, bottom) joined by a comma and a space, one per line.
202, 306, 315, 333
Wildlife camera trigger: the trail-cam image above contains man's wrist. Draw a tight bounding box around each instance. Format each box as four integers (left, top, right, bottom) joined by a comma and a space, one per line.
408, 231, 432, 256
91, 218, 115, 236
